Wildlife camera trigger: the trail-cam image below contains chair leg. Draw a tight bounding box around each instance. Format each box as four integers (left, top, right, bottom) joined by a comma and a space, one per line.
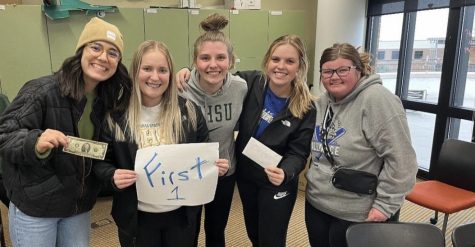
441, 214, 449, 237
430, 211, 439, 224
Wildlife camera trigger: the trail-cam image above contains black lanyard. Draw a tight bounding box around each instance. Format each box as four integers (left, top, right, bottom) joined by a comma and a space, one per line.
320, 104, 336, 166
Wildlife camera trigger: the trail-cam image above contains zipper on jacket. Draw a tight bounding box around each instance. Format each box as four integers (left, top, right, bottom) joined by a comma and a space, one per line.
73, 96, 88, 214
75, 156, 86, 214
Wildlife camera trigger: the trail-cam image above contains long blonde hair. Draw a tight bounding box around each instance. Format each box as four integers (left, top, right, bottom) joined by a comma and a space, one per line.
108, 40, 197, 146
261, 35, 314, 119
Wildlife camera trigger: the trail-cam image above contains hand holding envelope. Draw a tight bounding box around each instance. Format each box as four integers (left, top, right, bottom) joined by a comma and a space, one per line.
242, 137, 282, 168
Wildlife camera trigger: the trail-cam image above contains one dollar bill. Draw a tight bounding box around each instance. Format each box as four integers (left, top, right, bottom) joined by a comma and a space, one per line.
63, 136, 108, 160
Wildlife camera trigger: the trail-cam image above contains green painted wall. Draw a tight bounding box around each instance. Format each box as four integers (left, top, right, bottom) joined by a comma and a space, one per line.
229, 10, 267, 71
0, 6, 311, 99
144, 8, 189, 72
47, 8, 144, 72
0, 5, 51, 99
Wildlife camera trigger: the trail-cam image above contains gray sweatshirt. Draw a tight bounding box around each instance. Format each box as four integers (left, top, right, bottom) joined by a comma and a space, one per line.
181, 69, 247, 176
305, 74, 418, 222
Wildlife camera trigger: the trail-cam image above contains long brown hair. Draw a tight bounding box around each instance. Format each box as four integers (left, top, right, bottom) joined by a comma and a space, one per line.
58, 47, 131, 115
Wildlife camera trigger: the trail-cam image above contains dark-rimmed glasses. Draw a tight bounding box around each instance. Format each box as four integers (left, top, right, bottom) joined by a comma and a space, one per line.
86, 42, 121, 61
320, 66, 356, 79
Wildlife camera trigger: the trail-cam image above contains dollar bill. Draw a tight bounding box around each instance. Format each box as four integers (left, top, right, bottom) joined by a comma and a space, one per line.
63, 136, 108, 160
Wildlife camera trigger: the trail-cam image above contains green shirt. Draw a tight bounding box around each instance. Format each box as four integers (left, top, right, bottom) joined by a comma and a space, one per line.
78, 92, 95, 140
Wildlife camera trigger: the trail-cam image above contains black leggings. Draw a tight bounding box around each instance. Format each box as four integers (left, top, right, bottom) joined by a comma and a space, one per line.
204, 174, 236, 247
194, 174, 236, 247
237, 177, 299, 247
119, 208, 197, 247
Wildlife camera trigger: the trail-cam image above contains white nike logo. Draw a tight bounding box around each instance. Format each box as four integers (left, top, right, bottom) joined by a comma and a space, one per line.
273, 191, 289, 200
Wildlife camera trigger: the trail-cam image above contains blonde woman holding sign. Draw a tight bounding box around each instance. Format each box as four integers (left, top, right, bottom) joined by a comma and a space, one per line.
94, 40, 228, 247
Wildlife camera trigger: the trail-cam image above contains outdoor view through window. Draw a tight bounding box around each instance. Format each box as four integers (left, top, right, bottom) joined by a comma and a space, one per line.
373, 9, 475, 170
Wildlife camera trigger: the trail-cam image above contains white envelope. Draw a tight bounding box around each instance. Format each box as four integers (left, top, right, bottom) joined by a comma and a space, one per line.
242, 137, 282, 168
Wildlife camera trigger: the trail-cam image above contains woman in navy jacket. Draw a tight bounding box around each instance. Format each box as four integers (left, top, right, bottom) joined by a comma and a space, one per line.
234, 35, 316, 247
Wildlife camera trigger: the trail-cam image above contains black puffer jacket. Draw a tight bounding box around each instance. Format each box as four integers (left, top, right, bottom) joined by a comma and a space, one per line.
93, 96, 209, 239
0, 74, 103, 217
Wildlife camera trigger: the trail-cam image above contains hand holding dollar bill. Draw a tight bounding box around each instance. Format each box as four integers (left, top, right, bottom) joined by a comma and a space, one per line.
63, 136, 108, 160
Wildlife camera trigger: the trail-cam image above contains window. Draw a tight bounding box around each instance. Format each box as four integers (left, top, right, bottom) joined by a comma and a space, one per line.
405, 9, 448, 104
448, 5, 475, 143
448, 118, 474, 142
367, 0, 475, 177
367, 13, 403, 93
391, 50, 399, 60
414, 50, 423, 59
406, 111, 435, 171
454, 5, 475, 109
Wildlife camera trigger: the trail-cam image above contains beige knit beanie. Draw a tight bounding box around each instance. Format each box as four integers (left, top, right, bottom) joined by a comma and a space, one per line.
76, 17, 124, 55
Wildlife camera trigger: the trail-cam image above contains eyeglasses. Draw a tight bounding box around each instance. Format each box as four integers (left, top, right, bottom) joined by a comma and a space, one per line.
86, 42, 121, 61
320, 66, 357, 79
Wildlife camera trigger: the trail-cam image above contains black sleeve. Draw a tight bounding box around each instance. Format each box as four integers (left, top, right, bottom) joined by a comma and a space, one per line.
0, 79, 50, 168
193, 101, 209, 143
93, 123, 119, 190
280, 106, 317, 184
235, 70, 261, 89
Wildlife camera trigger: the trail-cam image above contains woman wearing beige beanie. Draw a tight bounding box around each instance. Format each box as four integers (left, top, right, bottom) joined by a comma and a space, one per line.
0, 17, 131, 247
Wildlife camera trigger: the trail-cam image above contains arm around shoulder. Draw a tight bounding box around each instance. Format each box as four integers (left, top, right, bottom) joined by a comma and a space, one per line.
93, 123, 120, 187
185, 99, 209, 143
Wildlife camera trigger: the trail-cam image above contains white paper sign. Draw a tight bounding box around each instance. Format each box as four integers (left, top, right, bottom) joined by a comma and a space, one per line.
135, 143, 219, 206
242, 137, 282, 168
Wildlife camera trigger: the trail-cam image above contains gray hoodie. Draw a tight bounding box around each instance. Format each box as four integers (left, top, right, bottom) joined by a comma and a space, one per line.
181, 69, 247, 176
305, 74, 417, 222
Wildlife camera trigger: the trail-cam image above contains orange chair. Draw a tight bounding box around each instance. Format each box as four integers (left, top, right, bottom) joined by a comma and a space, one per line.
406, 139, 475, 236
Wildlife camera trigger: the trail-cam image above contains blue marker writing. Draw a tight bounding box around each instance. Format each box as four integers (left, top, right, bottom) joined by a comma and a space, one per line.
143, 152, 161, 187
